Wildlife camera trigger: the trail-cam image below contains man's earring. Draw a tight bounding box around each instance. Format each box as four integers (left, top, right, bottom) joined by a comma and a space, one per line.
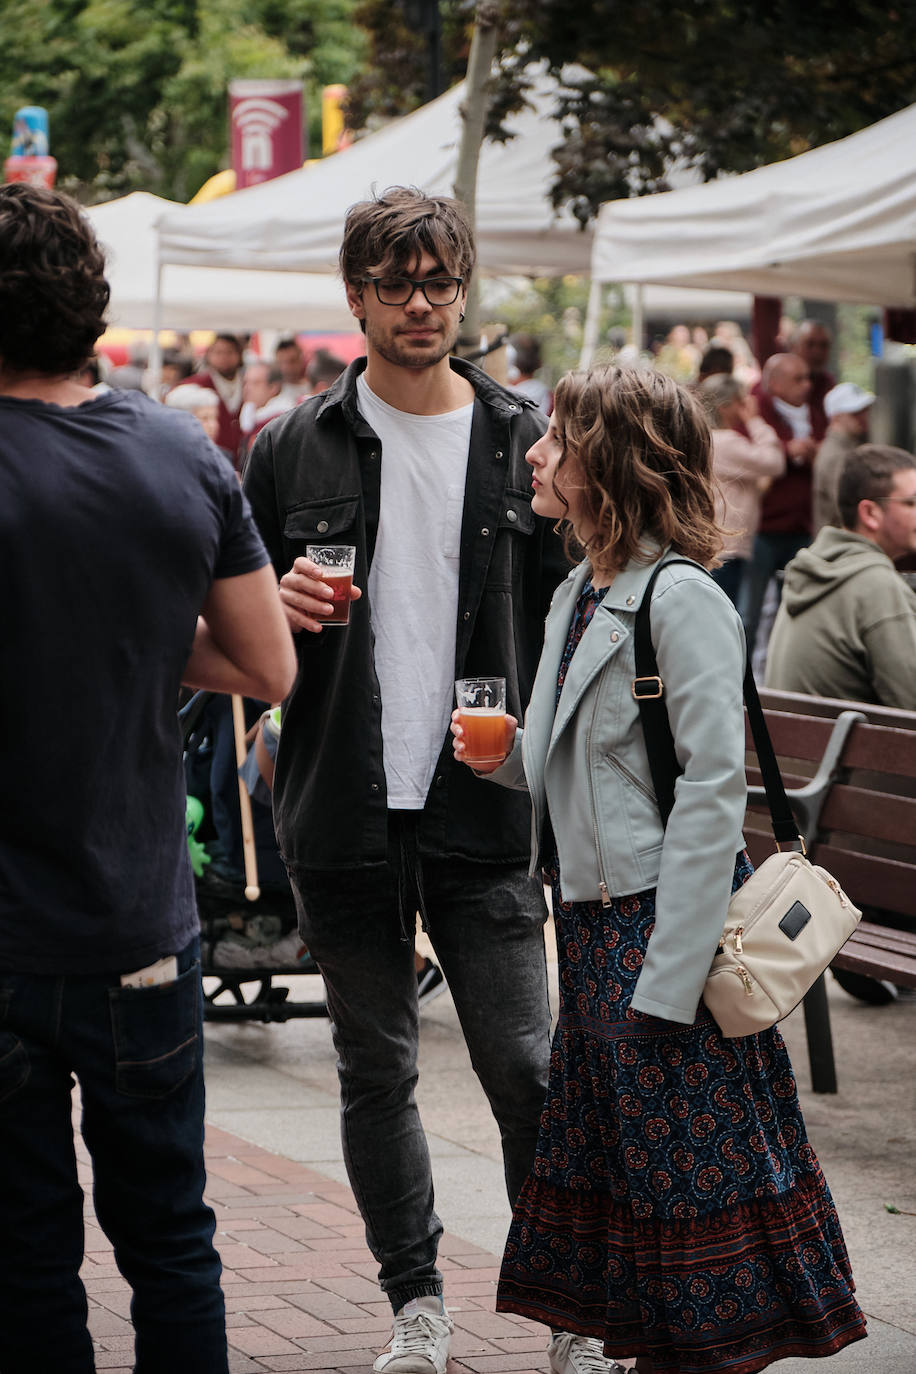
459, 311, 466, 323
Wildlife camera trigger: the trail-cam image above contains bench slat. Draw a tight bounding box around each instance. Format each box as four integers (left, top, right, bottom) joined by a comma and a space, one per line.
811, 845, 916, 919
819, 784, 916, 848
834, 945, 916, 987
745, 712, 837, 761
843, 925, 916, 956
842, 722, 916, 777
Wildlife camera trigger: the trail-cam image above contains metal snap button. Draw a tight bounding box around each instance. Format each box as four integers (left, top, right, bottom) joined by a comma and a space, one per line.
610, 631, 619, 643
463, 610, 470, 621
495, 449, 504, 459
626, 595, 635, 605
317, 520, 329, 534
506, 509, 518, 523
370, 782, 380, 792
481, 527, 490, 536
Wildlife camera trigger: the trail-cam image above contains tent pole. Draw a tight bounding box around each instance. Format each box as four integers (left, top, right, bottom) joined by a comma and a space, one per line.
149, 257, 164, 398
579, 277, 602, 369
631, 283, 645, 353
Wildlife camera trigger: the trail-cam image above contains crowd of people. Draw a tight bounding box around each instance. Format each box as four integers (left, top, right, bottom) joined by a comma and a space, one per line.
652, 317, 914, 702
82, 329, 349, 471
4, 177, 913, 1374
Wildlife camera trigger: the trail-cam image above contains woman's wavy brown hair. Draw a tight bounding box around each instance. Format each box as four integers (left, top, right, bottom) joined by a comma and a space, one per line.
0, 183, 109, 376
551, 364, 724, 574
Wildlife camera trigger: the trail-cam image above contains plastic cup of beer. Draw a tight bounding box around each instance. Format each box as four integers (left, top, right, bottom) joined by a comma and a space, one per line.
306, 544, 356, 626
455, 677, 507, 767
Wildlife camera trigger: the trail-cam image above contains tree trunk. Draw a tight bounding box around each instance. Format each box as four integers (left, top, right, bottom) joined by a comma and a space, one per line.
453, 1, 500, 357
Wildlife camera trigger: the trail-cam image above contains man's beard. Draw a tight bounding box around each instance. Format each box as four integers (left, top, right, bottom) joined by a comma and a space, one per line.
365, 316, 460, 370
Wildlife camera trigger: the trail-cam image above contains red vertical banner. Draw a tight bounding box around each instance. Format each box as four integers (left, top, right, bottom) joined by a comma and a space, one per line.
229, 80, 304, 190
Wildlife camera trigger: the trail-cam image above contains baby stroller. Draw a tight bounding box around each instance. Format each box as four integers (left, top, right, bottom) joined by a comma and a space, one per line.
181, 690, 328, 1022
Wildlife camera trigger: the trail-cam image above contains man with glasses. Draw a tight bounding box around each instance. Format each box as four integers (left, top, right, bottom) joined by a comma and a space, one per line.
244, 188, 579, 1374
767, 443, 916, 706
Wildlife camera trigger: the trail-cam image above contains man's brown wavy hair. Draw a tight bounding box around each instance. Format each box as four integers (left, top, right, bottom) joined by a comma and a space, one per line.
339, 186, 476, 287
0, 183, 109, 376
551, 365, 723, 575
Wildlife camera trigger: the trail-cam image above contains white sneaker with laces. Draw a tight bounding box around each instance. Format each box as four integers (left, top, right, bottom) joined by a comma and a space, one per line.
547, 1331, 626, 1374
373, 1296, 454, 1374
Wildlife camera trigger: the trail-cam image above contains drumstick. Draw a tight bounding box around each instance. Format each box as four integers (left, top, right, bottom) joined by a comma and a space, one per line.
231, 694, 260, 901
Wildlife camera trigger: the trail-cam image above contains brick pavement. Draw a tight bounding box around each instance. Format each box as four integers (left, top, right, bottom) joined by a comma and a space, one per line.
79, 1122, 553, 1374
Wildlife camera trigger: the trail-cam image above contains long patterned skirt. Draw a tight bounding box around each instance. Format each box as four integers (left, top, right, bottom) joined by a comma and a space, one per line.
496, 854, 867, 1373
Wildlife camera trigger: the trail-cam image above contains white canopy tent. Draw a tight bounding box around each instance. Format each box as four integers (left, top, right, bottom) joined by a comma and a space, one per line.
154, 69, 593, 279
86, 191, 353, 332
591, 102, 916, 308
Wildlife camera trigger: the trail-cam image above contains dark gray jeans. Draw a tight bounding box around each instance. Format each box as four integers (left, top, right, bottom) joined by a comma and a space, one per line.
289, 823, 551, 1313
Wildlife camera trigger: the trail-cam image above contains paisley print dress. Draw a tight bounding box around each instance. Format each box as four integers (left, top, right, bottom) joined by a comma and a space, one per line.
496, 581, 866, 1374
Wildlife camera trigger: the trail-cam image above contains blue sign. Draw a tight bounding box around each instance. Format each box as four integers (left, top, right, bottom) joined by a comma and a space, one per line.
11, 106, 49, 157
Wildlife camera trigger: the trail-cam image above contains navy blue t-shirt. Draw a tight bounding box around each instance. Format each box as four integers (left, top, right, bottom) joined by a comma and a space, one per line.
0, 390, 269, 973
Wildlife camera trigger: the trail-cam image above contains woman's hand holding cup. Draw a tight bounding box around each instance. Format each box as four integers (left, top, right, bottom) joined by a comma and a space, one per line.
452, 676, 516, 772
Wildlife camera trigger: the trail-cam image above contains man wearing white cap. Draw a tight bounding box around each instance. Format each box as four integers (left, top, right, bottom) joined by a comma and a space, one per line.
812, 381, 875, 531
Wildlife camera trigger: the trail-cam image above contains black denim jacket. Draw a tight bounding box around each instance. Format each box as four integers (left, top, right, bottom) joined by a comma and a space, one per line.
243, 356, 569, 870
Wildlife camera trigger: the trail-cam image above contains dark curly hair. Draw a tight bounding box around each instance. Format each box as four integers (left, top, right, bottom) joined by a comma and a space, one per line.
0, 183, 110, 376
551, 365, 724, 575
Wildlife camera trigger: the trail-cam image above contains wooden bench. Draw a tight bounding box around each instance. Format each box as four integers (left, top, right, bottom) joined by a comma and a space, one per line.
743, 688, 916, 1093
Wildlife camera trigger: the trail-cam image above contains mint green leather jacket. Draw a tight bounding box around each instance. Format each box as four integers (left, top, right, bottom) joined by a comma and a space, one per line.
489, 553, 747, 1023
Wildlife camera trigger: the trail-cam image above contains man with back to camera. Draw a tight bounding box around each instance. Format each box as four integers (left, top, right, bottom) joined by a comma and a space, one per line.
0, 182, 297, 1372
242, 188, 617, 1374
766, 443, 916, 707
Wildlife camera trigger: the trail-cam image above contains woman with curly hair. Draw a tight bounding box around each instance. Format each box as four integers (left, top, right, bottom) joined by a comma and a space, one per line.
452, 366, 865, 1374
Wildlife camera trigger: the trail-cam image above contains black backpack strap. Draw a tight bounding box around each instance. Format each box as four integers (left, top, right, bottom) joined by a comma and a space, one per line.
633, 558, 801, 846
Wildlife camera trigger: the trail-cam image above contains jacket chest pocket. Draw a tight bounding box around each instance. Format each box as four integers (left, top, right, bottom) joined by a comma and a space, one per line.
283, 495, 360, 556
485, 489, 537, 590
499, 489, 536, 537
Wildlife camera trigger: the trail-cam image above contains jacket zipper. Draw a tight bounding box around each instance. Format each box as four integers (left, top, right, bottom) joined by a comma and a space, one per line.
587, 699, 613, 906
605, 751, 657, 804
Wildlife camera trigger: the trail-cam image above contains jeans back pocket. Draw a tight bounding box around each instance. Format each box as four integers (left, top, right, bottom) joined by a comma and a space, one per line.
108, 960, 201, 1099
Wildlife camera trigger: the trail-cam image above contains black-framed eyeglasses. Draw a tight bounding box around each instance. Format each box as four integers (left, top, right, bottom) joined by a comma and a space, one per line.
363, 275, 464, 306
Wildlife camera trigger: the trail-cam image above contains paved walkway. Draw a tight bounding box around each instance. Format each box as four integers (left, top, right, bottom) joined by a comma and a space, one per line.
79, 928, 915, 1372
79, 1121, 551, 1373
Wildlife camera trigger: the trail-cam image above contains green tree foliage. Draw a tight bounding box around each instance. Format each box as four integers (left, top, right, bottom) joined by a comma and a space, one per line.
344, 0, 916, 223
0, 0, 365, 202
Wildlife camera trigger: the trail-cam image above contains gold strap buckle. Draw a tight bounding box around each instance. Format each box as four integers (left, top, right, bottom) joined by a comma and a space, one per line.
776, 836, 807, 856
632, 675, 664, 700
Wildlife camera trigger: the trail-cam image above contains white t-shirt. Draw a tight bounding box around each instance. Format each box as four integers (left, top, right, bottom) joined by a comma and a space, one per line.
357, 373, 474, 809
772, 397, 812, 440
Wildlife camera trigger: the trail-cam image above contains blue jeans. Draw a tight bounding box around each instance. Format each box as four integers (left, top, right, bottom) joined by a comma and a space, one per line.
0, 939, 227, 1373
741, 531, 810, 657
290, 822, 552, 1313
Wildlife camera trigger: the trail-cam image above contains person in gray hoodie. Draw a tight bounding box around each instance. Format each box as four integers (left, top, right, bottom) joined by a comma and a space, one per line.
766, 443, 916, 706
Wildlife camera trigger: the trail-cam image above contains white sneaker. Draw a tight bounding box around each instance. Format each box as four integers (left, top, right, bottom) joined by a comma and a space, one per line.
373, 1296, 453, 1374
547, 1332, 626, 1374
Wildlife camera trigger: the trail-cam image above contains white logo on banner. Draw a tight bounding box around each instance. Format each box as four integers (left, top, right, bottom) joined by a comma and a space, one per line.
233, 97, 290, 171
